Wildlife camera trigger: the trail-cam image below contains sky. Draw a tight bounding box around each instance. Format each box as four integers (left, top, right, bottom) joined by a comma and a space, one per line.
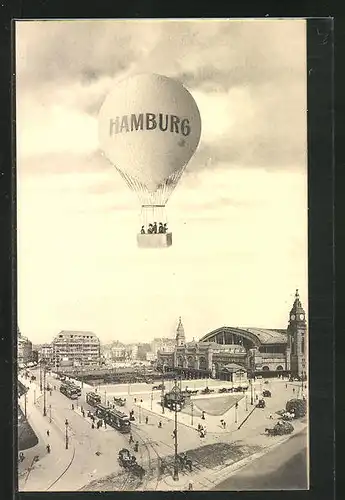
16, 19, 308, 345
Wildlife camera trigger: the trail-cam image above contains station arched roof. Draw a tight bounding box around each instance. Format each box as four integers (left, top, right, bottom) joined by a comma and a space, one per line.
199, 326, 287, 347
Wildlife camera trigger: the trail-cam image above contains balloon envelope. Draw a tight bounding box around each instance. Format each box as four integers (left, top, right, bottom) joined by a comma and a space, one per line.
98, 73, 201, 193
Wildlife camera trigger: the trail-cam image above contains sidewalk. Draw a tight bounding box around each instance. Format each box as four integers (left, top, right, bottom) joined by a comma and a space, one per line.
18, 377, 74, 491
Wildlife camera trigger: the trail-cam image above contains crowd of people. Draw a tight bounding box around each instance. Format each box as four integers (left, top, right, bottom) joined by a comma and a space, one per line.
140, 222, 168, 234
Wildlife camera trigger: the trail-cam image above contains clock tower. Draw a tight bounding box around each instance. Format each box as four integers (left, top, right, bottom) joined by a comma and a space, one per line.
287, 289, 307, 378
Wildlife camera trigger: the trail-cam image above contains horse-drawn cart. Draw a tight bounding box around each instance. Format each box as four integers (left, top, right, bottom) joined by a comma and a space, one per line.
118, 449, 146, 479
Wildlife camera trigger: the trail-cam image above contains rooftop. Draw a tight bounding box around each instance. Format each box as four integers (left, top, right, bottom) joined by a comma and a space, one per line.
199, 326, 288, 345
54, 330, 99, 340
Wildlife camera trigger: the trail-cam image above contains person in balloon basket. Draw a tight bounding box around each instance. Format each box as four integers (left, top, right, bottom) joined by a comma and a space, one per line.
140, 226, 145, 234
152, 222, 158, 234
163, 223, 168, 233
148, 224, 153, 234
158, 222, 164, 234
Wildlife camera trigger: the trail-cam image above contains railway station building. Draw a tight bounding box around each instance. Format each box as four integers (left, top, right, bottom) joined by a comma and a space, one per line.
157, 290, 307, 380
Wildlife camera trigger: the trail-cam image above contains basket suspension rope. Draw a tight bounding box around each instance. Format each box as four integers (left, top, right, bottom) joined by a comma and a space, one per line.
115, 168, 187, 233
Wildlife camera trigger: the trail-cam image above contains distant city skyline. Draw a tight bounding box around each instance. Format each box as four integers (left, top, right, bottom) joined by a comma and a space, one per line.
16, 20, 307, 345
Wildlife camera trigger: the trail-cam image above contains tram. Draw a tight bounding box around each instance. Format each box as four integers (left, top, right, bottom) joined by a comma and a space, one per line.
105, 409, 131, 433
60, 382, 79, 400
64, 381, 82, 396
86, 392, 102, 406
94, 404, 109, 420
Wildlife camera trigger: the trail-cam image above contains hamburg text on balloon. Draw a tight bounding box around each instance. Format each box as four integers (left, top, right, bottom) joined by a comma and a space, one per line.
108, 113, 191, 137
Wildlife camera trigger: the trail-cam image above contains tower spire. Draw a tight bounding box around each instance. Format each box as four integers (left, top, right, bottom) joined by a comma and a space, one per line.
290, 288, 305, 319
176, 317, 186, 346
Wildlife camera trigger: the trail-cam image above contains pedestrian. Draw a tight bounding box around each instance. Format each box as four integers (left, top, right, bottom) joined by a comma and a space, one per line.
285, 383, 288, 389
201, 411, 205, 420
134, 398, 137, 403
46, 429, 50, 437
223, 421, 226, 429
269, 413, 273, 419
172, 429, 176, 439
145, 416, 149, 424
134, 441, 139, 452
140, 399, 143, 403
198, 423, 201, 431
188, 481, 193, 490
46, 444, 51, 453
220, 419, 224, 428
129, 433, 134, 444
158, 421, 162, 428
92, 422, 95, 429
293, 387, 295, 393
71, 404, 74, 410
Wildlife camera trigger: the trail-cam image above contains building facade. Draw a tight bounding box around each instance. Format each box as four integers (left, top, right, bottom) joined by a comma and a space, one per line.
17, 329, 33, 366
111, 343, 133, 361
52, 330, 101, 368
151, 337, 176, 357
39, 343, 54, 364
157, 291, 307, 380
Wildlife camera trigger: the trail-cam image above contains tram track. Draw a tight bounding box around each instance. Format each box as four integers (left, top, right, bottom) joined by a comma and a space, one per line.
131, 425, 162, 490
46, 445, 76, 491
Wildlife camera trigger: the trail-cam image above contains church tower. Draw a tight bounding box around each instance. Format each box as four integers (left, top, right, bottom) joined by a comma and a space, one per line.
176, 317, 186, 347
287, 289, 307, 378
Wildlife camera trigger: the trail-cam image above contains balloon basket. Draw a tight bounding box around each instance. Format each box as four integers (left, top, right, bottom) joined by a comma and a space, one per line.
137, 233, 172, 249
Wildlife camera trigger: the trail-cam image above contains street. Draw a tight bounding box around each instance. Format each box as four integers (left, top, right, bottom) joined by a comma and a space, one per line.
213, 428, 308, 490
18, 369, 308, 491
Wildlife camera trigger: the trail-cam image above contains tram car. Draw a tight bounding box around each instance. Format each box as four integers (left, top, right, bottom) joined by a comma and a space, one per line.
86, 392, 102, 407
94, 404, 109, 420
60, 382, 79, 399
105, 409, 131, 433
64, 381, 82, 396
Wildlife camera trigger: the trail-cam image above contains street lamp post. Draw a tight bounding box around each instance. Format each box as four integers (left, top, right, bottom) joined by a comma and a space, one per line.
49, 404, 52, 423
139, 402, 142, 424
161, 368, 165, 414
104, 389, 107, 406
173, 378, 179, 482
235, 402, 238, 424
65, 419, 69, 449
191, 401, 194, 426
150, 392, 153, 411
245, 394, 248, 411
34, 389, 36, 405
24, 391, 27, 418
39, 361, 42, 392
43, 366, 47, 416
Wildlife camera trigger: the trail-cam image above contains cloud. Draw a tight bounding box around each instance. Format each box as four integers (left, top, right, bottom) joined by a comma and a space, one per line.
16, 19, 306, 173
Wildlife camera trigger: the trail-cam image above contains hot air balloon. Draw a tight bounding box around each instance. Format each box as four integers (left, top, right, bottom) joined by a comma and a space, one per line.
98, 73, 201, 248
